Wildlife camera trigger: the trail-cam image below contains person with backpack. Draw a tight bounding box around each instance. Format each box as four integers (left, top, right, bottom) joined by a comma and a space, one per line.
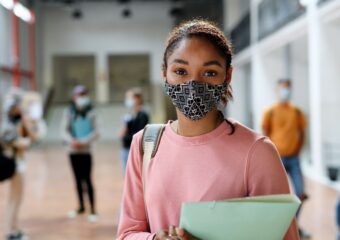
1, 88, 44, 240
262, 79, 309, 239
120, 88, 149, 173
61, 85, 99, 223
117, 20, 299, 240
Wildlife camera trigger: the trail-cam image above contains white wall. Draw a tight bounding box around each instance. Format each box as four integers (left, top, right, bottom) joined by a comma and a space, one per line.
251, 49, 283, 132
0, 7, 12, 98
39, 1, 172, 120
228, 63, 253, 127
320, 23, 340, 147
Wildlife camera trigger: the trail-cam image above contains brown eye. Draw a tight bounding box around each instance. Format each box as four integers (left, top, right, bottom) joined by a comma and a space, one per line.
204, 71, 218, 77
174, 69, 187, 76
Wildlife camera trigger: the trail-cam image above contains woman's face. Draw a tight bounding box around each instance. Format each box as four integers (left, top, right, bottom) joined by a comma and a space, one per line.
163, 37, 232, 85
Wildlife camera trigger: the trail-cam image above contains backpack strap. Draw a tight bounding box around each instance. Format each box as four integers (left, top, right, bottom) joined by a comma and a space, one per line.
267, 108, 274, 136
141, 124, 165, 185
140, 123, 165, 226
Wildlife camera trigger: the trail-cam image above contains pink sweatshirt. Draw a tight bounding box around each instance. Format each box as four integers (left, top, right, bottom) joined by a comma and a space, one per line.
117, 119, 299, 240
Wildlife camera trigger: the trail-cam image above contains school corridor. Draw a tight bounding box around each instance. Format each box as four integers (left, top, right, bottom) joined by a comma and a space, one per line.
0, 142, 338, 240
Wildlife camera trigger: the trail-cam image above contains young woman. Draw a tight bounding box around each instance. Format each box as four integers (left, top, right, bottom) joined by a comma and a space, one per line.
117, 20, 299, 240
62, 85, 99, 223
1, 89, 44, 240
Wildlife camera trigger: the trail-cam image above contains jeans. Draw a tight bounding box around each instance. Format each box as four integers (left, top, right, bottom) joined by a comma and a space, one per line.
281, 156, 305, 218
337, 196, 340, 233
281, 156, 305, 197
121, 147, 130, 174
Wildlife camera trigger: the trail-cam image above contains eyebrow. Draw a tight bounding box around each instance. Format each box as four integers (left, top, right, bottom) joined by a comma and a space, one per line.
171, 59, 224, 68
171, 59, 189, 65
203, 60, 223, 68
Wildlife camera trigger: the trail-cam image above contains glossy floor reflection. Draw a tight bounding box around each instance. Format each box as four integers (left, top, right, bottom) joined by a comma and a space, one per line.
0, 143, 338, 239
0, 143, 123, 240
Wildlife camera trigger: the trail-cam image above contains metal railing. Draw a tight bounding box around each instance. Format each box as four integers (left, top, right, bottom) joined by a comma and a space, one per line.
258, 0, 306, 40
229, 10, 251, 54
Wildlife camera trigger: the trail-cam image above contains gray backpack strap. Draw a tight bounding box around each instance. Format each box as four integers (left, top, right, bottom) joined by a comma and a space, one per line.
141, 123, 165, 226
142, 124, 165, 184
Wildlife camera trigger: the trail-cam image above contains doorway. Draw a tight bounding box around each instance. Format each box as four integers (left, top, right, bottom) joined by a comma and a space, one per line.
108, 54, 150, 103
53, 55, 95, 103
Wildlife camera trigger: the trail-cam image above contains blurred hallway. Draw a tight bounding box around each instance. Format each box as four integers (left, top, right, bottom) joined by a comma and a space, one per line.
0, 142, 338, 239
1, 0, 340, 239
0, 143, 123, 239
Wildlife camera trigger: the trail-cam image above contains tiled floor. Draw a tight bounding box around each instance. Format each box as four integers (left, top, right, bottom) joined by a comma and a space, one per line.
0, 143, 338, 239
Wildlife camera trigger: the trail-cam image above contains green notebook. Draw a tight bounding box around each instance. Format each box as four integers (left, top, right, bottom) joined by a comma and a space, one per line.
179, 194, 300, 240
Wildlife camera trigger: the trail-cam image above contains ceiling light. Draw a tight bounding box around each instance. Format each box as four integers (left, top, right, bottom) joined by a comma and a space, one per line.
299, 0, 309, 7
0, 0, 14, 10
13, 2, 32, 22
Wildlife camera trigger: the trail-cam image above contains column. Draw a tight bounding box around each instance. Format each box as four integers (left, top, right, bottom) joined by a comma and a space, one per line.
307, 0, 323, 173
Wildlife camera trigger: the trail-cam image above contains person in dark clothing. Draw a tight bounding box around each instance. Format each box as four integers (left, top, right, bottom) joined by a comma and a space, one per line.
61, 85, 99, 223
120, 88, 149, 173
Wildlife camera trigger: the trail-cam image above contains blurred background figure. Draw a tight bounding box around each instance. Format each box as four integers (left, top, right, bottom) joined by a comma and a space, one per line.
61, 85, 99, 223
0, 88, 45, 240
337, 197, 340, 240
120, 87, 149, 173
262, 79, 309, 239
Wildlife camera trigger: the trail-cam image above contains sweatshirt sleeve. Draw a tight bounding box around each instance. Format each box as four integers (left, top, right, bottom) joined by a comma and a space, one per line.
245, 137, 300, 240
117, 132, 155, 240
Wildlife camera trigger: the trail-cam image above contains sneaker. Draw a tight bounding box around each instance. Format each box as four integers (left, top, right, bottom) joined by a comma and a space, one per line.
299, 228, 311, 239
88, 214, 98, 223
299, 193, 309, 202
6, 231, 29, 240
67, 208, 85, 219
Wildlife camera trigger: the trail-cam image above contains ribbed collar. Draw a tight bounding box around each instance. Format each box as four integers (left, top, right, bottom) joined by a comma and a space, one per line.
163, 119, 232, 146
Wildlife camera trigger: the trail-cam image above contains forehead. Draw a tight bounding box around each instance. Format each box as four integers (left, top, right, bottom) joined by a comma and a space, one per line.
279, 81, 290, 87
168, 37, 224, 62
76, 92, 88, 96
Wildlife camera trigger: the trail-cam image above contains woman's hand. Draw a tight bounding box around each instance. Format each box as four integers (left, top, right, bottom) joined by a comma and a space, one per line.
154, 226, 199, 240
72, 140, 82, 149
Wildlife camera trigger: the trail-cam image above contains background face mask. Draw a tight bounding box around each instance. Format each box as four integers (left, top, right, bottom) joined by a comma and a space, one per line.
165, 80, 227, 120
125, 98, 135, 109
76, 96, 90, 108
279, 88, 291, 102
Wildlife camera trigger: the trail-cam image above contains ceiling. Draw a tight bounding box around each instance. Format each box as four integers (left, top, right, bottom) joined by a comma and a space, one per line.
37, 0, 224, 27
40, 0, 175, 3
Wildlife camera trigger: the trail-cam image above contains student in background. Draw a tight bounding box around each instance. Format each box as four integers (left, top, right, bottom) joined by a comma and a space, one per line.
1, 88, 45, 240
262, 79, 309, 239
62, 85, 99, 223
120, 88, 149, 173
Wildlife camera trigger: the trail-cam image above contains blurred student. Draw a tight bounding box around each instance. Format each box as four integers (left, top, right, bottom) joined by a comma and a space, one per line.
120, 88, 149, 173
337, 197, 340, 240
1, 88, 45, 240
262, 79, 309, 238
61, 85, 99, 223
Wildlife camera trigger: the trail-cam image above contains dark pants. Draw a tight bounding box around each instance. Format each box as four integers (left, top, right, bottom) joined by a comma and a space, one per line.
69, 153, 95, 214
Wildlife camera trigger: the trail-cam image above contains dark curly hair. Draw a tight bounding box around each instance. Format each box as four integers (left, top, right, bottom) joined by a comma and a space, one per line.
163, 19, 235, 134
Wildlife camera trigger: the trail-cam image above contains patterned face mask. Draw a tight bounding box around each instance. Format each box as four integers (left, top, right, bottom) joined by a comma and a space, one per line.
165, 80, 228, 121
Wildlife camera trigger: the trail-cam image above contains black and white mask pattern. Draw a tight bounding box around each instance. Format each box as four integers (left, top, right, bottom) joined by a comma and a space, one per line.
165, 80, 228, 121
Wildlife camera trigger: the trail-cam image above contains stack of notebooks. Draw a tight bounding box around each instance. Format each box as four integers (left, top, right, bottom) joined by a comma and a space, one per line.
180, 194, 300, 240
